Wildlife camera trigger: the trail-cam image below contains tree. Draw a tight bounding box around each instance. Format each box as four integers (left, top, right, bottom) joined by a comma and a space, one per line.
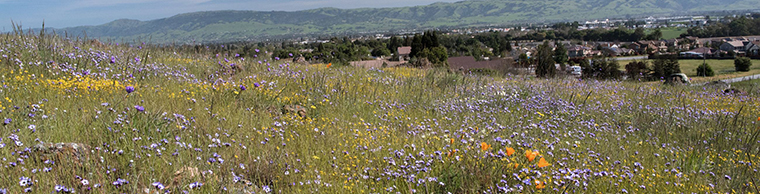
589, 58, 622, 80
631, 28, 646, 41
734, 57, 752, 72
625, 60, 649, 81
645, 28, 662, 40
535, 41, 556, 78
696, 62, 715, 76
371, 47, 391, 57
553, 41, 568, 70
651, 55, 681, 79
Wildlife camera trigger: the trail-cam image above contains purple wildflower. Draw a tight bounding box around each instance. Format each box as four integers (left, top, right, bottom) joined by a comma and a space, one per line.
125, 86, 135, 94
3, 118, 10, 125
253, 82, 260, 88
240, 85, 246, 91
134, 105, 145, 112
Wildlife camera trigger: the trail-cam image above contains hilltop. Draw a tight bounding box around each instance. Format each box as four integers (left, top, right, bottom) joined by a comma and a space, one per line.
55, 0, 760, 43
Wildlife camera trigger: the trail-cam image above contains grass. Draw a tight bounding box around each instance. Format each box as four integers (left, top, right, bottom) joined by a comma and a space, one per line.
0, 32, 759, 193
732, 78, 760, 95
617, 59, 760, 83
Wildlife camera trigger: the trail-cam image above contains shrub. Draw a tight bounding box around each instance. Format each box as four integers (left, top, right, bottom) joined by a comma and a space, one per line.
625, 60, 649, 81
734, 57, 752, 72
696, 62, 715, 77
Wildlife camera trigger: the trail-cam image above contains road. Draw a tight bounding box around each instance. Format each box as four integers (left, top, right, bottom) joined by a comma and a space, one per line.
721, 74, 760, 84
615, 56, 649, 61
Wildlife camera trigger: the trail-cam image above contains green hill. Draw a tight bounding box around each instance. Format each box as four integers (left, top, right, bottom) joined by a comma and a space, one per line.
56, 0, 760, 43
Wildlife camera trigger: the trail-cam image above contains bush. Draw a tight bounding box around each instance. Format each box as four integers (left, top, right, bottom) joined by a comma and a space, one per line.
696, 63, 715, 77
734, 57, 752, 72
625, 60, 649, 81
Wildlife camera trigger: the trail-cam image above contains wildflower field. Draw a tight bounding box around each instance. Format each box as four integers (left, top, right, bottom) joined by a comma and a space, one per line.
0, 32, 758, 194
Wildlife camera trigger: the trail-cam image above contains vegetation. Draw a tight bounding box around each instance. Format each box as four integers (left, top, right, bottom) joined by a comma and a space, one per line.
696, 62, 716, 77
515, 26, 660, 42
1, 28, 760, 194
625, 60, 649, 80
535, 41, 555, 78
682, 15, 760, 38
583, 57, 622, 80
735, 57, 753, 72
651, 55, 682, 79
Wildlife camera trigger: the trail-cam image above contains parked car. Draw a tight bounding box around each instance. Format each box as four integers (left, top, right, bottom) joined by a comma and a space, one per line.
664, 73, 691, 85
569, 66, 582, 76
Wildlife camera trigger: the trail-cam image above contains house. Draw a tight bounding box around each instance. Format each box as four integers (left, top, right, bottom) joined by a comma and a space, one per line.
397, 46, 412, 61
719, 41, 746, 53
636, 40, 668, 54
567, 45, 592, 58
747, 41, 760, 56
680, 47, 717, 58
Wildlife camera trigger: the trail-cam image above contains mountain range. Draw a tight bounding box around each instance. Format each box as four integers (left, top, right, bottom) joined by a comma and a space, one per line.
54, 0, 760, 44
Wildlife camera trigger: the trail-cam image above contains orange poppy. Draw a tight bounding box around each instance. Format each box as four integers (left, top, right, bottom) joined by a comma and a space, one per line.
505, 147, 515, 156
535, 180, 546, 189
538, 157, 551, 168
450, 138, 455, 144
526, 150, 539, 162
480, 142, 491, 151
513, 163, 519, 169
326, 63, 332, 68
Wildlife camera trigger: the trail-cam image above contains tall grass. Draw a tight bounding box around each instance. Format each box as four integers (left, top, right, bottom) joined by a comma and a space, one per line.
0, 30, 758, 193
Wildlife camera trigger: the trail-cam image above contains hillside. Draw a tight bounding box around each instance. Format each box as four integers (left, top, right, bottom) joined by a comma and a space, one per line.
56, 0, 760, 43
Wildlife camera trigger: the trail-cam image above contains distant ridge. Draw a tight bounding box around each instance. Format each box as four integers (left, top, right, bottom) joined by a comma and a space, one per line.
54, 0, 760, 44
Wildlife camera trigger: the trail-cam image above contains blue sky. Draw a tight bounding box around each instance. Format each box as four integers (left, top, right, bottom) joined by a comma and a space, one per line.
0, 0, 461, 31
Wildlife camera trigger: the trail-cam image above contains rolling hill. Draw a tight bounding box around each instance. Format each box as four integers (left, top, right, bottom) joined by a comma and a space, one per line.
55, 0, 760, 44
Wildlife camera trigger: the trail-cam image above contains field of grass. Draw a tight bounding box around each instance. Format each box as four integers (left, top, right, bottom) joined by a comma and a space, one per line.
618, 59, 760, 83
0, 33, 759, 193
646, 27, 688, 40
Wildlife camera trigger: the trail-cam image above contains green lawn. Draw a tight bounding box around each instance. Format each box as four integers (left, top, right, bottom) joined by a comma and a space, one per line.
617, 59, 760, 82
646, 27, 687, 40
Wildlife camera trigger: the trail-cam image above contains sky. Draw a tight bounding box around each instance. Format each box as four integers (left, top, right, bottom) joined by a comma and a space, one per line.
0, 0, 461, 31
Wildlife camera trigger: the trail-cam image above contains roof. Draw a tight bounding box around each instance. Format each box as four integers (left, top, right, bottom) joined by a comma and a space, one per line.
688, 47, 714, 54
447, 56, 512, 71
567, 45, 591, 51
723, 41, 745, 48
397, 47, 412, 55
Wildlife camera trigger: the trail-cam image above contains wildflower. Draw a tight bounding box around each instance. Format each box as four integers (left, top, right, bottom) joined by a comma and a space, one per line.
326, 63, 332, 68
3, 118, 10, 125
537, 157, 551, 168
253, 83, 260, 88
480, 142, 491, 151
152, 182, 165, 190
240, 85, 246, 91
189, 182, 203, 189
125, 86, 135, 93
525, 150, 539, 162
450, 138, 455, 144
534, 180, 545, 189
263, 185, 271, 193
134, 105, 145, 112
19, 176, 32, 187
505, 147, 515, 156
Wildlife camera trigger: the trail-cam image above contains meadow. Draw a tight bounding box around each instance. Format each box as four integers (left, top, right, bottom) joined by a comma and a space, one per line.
0, 32, 758, 193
